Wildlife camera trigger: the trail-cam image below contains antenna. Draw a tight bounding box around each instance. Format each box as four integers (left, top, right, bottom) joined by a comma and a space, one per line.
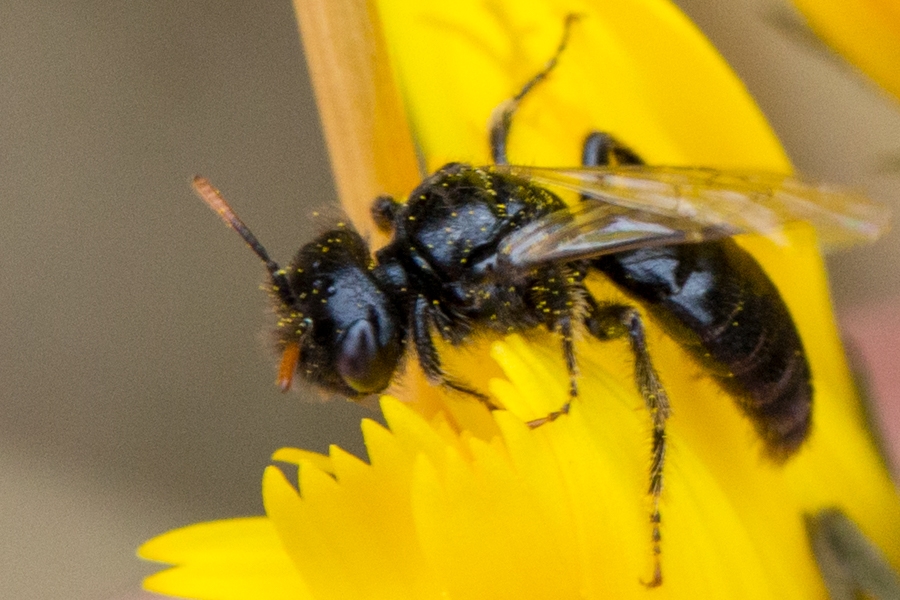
192, 176, 296, 307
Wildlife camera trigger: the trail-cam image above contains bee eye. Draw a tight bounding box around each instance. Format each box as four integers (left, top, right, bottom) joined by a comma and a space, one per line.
336, 319, 389, 393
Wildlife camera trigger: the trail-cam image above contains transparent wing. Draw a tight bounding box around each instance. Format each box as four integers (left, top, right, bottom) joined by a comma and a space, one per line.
498, 202, 735, 268
493, 165, 889, 264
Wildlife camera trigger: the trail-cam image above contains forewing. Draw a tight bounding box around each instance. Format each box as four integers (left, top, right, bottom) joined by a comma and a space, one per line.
494, 165, 890, 252
499, 202, 734, 268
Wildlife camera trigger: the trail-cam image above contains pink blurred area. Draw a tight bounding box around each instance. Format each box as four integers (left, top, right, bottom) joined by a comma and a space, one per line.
840, 301, 900, 478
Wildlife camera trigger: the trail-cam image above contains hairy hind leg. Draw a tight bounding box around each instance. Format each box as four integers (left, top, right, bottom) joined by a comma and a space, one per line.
584, 297, 669, 587
582, 130, 669, 586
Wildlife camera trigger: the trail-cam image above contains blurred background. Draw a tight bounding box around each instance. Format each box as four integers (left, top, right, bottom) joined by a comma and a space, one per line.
0, 1, 898, 598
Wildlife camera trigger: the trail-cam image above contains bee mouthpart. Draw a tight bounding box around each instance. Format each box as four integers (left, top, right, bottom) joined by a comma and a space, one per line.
277, 342, 301, 392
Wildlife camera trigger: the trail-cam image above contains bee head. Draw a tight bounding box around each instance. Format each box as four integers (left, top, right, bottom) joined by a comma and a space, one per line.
193, 177, 404, 397
278, 227, 403, 396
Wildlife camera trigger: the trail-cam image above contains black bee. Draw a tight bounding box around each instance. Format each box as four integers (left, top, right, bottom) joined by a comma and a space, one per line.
192, 18, 887, 587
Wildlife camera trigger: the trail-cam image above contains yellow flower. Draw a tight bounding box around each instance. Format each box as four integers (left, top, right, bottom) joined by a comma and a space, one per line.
790, 0, 900, 102
140, 0, 900, 598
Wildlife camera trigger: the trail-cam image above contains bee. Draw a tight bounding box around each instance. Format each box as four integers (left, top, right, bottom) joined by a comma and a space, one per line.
192, 17, 888, 587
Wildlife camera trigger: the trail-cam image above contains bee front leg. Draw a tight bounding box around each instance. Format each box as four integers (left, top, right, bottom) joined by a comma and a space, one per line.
584, 297, 669, 588
410, 295, 496, 407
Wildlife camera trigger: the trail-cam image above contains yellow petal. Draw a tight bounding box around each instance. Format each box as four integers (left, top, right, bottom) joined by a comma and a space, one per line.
138, 517, 310, 599
262, 415, 448, 599
790, 0, 900, 102
489, 338, 781, 597
376, 0, 789, 171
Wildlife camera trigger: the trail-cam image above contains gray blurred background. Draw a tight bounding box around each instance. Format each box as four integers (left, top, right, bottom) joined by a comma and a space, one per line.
1, 1, 898, 599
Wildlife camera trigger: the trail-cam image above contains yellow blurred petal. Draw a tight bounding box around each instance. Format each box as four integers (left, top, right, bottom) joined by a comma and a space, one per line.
138, 517, 310, 599
791, 0, 900, 102
376, 0, 789, 171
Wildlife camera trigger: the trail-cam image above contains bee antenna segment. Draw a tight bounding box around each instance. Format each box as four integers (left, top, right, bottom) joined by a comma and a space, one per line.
192, 176, 297, 307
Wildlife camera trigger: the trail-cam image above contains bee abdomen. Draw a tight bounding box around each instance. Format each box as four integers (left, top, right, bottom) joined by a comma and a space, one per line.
708, 305, 812, 460
594, 239, 813, 459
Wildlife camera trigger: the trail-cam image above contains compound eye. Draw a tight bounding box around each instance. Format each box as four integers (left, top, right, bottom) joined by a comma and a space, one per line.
336, 319, 391, 394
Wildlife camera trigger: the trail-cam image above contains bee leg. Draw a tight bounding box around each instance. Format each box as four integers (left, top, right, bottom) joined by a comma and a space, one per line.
581, 131, 645, 167
584, 298, 669, 588
410, 295, 498, 408
524, 311, 578, 427
525, 266, 588, 428
489, 14, 580, 165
